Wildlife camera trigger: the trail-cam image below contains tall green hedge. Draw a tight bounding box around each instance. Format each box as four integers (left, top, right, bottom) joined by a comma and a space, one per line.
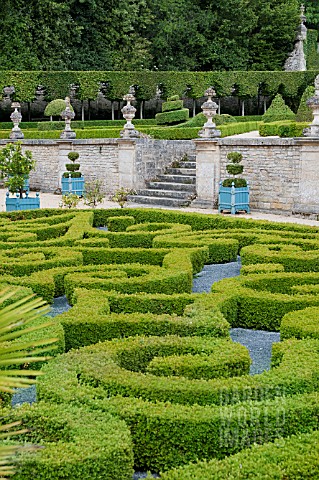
0, 70, 317, 102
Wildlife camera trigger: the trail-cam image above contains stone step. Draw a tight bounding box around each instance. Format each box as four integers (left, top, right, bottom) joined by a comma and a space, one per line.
127, 195, 192, 207
165, 167, 196, 175
179, 162, 196, 169
146, 181, 196, 192
156, 174, 196, 184
183, 155, 196, 162
138, 189, 194, 199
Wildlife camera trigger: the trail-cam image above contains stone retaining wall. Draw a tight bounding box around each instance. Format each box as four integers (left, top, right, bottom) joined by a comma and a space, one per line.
219, 138, 300, 213
1, 137, 319, 215
0, 139, 194, 195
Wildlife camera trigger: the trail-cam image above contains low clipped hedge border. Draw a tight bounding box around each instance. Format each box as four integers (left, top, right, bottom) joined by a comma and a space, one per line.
161, 430, 319, 479
241, 243, 319, 272
59, 288, 229, 351
38, 338, 319, 471
2, 402, 133, 480
0, 208, 319, 475
281, 306, 319, 340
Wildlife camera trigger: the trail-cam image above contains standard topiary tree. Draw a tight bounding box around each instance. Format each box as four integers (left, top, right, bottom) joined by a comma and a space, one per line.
44, 99, 74, 121
262, 94, 295, 123
222, 151, 247, 187
296, 86, 316, 122
63, 151, 82, 179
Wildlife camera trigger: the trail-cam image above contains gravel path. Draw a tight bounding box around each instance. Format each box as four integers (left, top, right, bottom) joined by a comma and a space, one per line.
192, 258, 241, 293
193, 258, 280, 374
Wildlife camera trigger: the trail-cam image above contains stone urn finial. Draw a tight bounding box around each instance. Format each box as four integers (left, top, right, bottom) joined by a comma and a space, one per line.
304, 75, 319, 137
198, 87, 221, 138
120, 87, 140, 138
10, 102, 24, 139
60, 96, 76, 139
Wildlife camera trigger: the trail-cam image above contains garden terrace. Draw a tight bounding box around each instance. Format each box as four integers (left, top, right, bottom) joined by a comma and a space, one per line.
0, 208, 318, 478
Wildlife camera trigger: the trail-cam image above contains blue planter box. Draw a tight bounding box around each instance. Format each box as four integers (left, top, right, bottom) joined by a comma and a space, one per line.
61, 176, 85, 196
218, 182, 250, 214
6, 192, 40, 211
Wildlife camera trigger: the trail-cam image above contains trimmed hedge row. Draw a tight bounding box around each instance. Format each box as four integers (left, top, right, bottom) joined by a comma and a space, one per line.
106, 215, 135, 231
0, 247, 83, 276
86, 222, 192, 248
146, 344, 250, 379
212, 273, 319, 331
0, 208, 318, 476
36, 119, 157, 131
38, 337, 319, 471
91, 207, 319, 234
281, 306, 319, 341
59, 288, 229, 351
161, 430, 319, 479
1, 402, 133, 479
241, 243, 319, 272
153, 233, 239, 263
39, 336, 319, 409
258, 120, 308, 137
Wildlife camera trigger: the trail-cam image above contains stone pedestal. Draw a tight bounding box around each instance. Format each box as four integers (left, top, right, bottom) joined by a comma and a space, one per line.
118, 139, 136, 190
192, 139, 220, 208
294, 138, 319, 213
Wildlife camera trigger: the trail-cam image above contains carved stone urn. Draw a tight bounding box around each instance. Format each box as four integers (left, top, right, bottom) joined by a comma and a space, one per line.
199, 87, 221, 138
10, 102, 24, 139
304, 75, 319, 137
120, 88, 140, 138
60, 97, 76, 139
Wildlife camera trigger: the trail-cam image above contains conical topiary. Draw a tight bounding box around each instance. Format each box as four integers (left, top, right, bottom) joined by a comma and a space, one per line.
222, 151, 247, 187
262, 94, 295, 123
296, 86, 315, 122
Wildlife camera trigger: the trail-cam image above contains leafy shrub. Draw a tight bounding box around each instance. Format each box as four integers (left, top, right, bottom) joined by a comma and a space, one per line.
162, 100, 183, 112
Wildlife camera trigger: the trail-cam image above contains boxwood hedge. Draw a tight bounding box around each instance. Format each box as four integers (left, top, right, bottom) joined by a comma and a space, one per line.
0, 208, 317, 477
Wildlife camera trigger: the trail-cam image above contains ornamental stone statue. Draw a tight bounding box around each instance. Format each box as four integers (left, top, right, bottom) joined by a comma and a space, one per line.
60, 97, 76, 139
198, 87, 221, 138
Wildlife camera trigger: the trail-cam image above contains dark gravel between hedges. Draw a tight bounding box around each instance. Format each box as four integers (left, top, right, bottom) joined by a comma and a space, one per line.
11, 260, 280, 479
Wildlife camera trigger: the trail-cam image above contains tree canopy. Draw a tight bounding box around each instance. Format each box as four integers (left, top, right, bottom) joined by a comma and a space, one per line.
0, 0, 302, 71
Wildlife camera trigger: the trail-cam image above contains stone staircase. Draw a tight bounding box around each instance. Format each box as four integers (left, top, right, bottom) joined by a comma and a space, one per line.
128, 155, 196, 207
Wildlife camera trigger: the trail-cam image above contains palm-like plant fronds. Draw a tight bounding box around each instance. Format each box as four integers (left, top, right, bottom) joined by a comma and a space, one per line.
0, 287, 59, 477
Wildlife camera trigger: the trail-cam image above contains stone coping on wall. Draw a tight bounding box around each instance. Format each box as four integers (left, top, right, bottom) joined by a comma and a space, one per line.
219, 137, 298, 146
0, 139, 120, 146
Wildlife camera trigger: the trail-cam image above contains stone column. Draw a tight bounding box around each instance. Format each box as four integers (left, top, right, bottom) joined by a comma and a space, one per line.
57, 140, 74, 189
192, 139, 220, 208
118, 138, 136, 190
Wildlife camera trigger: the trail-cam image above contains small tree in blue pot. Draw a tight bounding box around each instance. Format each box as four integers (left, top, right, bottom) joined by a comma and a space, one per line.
219, 151, 250, 214
0, 142, 40, 211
